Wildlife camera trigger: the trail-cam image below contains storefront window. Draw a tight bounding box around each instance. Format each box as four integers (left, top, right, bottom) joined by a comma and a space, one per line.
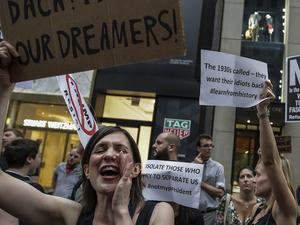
96, 94, 155, 163
242, 0, 285, 43
102, 95, 155, 122
15, 102, 80, 188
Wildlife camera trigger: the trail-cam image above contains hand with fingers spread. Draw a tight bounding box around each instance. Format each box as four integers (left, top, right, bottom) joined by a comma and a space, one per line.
257, 80, 275, 115
112, 152, 134, 215
0, 41, 19, 88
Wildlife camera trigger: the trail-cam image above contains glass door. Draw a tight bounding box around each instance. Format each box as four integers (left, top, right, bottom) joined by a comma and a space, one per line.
38, 131, 67, 188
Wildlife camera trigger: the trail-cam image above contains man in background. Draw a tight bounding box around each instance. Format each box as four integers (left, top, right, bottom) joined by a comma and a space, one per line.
152, 132, 180, 161
152, 132, 204, 225
52, 147, 82, 199
1, 128, 24, 170
0, 138, 44, 225
193, 134, 225, 225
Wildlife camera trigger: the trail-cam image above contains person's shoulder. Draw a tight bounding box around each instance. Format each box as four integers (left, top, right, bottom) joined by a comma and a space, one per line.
208, 159, 224, 168
57, 162, 67, 169
150, 202, 174, 224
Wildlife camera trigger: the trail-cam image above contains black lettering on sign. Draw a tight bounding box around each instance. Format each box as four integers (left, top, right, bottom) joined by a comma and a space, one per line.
71, 27, 85, 58
15, 34, 54, 65
57, 30, 70, 58
37, 0, 51, 16
41, 34, 54, 60
129, 19, 143, 45
112, 20, 128, 48
24, 0, 37, 21
7, 0, 65, 24
16, 41, 29, 65
83, 24, 100, 55
144, 16, 159, 47
158, 10, 172, 41
100, 22, 111, 50
8, 0, 20, 24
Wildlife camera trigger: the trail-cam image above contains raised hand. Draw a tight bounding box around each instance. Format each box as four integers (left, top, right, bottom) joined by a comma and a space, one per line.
0, 41, 19, 88
257, 80, 275, 114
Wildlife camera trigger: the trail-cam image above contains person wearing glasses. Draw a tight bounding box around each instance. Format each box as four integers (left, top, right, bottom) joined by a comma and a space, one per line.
193, 134, 225, 225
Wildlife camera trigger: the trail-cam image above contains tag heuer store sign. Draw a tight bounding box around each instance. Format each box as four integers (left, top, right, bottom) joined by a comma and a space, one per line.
163, 118, 191, 140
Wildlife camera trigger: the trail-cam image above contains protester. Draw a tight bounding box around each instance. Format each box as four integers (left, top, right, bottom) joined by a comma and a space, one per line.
52, 148, 82, 198
2, 128, 23, 149
249, 80, 297, 225
69, 143, 85, 203
1, 128, 24, 170
4, 139, 44, 192
193, 134, 225, 225
0, 41, 174, 225
215, 166, 264, 225
0, 138, 45, 225
152, 132, 180, 161
152, 131, 204, 225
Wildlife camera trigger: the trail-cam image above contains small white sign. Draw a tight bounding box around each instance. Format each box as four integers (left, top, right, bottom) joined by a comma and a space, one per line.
200, 50, 268, 107
142, 160, 203, 209
57, 74, 98, 148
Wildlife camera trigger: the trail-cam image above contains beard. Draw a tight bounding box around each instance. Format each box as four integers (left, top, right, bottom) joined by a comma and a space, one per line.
152, 149, 170, 160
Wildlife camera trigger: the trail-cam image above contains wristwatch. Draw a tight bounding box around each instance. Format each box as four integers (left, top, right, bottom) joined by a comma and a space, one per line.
257, 110, 270, 119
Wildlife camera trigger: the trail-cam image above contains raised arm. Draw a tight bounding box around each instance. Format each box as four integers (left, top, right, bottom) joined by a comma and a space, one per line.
257, 80, 297, 222
0, 41, 81, 225
0, 41, 18, 147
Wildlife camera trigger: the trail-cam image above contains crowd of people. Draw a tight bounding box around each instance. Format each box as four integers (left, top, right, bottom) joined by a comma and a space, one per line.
0, 40, 299, 225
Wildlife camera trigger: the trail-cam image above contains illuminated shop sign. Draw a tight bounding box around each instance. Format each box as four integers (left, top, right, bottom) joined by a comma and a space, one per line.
23, 119, 76, 131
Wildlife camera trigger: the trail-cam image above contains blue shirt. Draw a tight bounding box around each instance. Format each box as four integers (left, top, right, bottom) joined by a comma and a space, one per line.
53, 163, 81, 198
199, 159, 225, 210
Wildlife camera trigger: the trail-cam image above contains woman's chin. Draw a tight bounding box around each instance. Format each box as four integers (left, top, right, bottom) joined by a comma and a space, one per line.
97, 183, 118, 194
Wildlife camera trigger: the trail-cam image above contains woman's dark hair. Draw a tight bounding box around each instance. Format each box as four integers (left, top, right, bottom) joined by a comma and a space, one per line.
81, 126, 144, 213
236, 166, 255, 181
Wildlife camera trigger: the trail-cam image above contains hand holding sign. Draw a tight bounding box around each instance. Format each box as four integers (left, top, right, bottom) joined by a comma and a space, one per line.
257, 80, 275, 115
0, 41, 19, 87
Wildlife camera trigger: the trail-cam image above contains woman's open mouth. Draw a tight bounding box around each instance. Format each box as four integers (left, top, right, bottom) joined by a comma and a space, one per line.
100, 165, 120, 178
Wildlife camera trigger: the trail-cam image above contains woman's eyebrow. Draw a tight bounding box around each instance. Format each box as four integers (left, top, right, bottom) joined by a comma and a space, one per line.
113, 143, 129, 149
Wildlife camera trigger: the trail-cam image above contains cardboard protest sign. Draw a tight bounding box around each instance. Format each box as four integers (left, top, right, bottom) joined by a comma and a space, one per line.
57, 74, 98, 148
142, 160, 203, 208
0, 0, 185, 82
200, 50, 268, 107
286, 55, 300, 122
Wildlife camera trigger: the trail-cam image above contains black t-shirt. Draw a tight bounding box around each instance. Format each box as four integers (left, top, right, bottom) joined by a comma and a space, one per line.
76, 201, 158, 225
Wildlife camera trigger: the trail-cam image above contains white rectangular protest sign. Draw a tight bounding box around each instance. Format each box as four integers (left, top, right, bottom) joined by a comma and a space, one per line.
286, 55, 300, 122
57, 74, 98, 148
200, 50, 268, 107
142, 160, 203, 209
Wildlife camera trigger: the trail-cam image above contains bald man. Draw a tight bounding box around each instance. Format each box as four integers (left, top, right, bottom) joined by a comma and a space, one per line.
152, 132, 180, 161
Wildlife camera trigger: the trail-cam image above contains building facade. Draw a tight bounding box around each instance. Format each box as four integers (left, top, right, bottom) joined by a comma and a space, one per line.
2, 0, 300, 192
